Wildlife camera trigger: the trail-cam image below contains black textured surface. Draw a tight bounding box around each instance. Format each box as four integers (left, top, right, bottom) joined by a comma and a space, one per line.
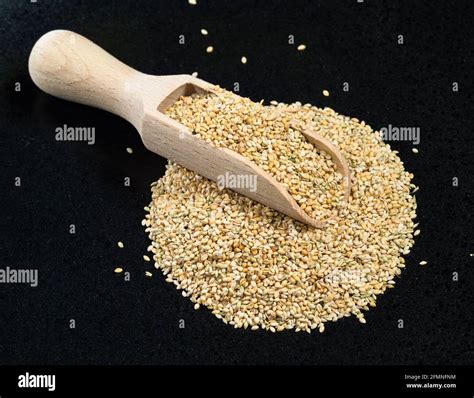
0, 0, 473, 365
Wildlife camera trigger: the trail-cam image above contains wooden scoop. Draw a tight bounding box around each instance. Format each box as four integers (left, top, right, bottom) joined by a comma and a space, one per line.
28, 30, 350, 228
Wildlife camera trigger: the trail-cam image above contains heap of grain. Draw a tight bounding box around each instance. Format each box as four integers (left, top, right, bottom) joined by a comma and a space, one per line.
143, 87, 417, 333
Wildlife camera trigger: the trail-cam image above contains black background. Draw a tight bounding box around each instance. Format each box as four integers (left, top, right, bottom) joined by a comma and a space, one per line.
0, 0, 473, 366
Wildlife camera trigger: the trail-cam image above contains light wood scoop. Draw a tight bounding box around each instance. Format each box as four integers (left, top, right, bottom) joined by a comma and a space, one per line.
28, 30, 351, 228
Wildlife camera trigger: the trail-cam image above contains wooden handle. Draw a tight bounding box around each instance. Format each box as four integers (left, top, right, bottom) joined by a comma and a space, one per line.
29, 30, 141, 124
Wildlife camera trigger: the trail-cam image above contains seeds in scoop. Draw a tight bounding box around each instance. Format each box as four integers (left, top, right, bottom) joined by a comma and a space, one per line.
297, 44, 306, 51
206, 46, 213, 53
165, 88, 344, 221
114, 267, 123, 274
117, 241, 124, 248
241, 56, 247, 64
200, 29, 208, 35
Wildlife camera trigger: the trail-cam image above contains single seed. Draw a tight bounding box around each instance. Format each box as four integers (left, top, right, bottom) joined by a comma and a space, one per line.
188, 0, 196, 4
117, 241, 124, 248
191, 71, 198, 77
200, 28, 208, 35
194, 303, 200, 310
419, 261, 428, 265
143, 255, 151, 262
412, 148, 419, 153
145, 271, 152, 277
114, 267, 123, 274
323, 90, 330, 97
241, 56, 247, 64
414, 230, 420, 236
297, 44, 306, 51
206, 46, 213, 53
126, 147, 133, 154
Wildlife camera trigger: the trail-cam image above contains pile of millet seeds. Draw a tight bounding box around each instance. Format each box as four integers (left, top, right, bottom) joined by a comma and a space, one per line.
142, 87, 417, 333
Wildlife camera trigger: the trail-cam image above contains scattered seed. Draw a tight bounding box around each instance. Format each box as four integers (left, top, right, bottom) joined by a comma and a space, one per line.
200, 28, 208, 35
414, 230, 420, 236
323, 90, 330, 97
145, 271, 152, 277
206, 46, 213, 53
126, 147, 133, 154
297, 44, 306, 51
117, 241, 124, 248
191, 71, 198, 77
412, 148, 419, 153
419, 261, 428, 265
143, 255, 151, 262
114, 267, 123, 274
188, 0, 196, 4
194, 303, 200, 310
241, 56, 247, 64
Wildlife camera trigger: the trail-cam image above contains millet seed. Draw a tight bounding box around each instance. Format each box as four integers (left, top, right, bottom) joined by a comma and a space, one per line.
143, 88, 417, 333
